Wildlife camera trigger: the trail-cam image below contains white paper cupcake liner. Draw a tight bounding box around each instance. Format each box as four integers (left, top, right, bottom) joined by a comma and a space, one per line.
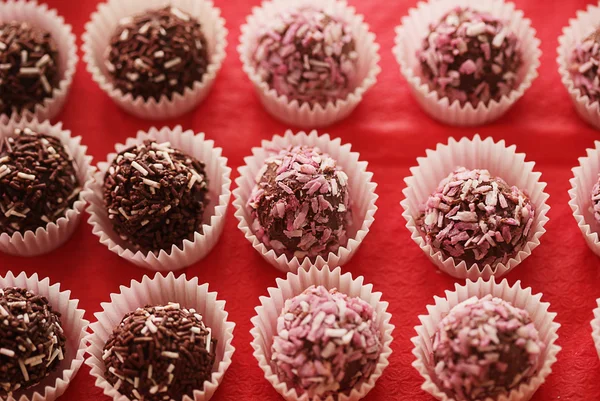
0, 0, 78, 123
393, 0, 541, 126
238, 0, 381, 128
82, 0, 228, 120
557, 3, 600, 129
412, 277, 560, 401
0, 117, 95, 257
250, 265, 394, 401
85, 272, 235, 401
83, 126, 232, 271
592, 299, 600, 359
568, 140, 600, 257
233, 130, 378, 273
0, 271, 89, 401
401, 134, 550, 280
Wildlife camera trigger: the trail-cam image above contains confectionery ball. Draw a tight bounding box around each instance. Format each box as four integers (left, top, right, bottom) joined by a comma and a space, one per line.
104, 6, 210, 101
103, 303, 216, 401
592, 176, 600, 223
419, 167, 535, 268
0, 128, 81, 235
247, 145, 352, 259
569, 28, 600, 105
417, 7, 522, 107
0, 287, 67, 397
103, 140, 209, 253
251, 6, 358, 107
271, 286, 382, 398
0, 22, 60, 116
432, 295, 544, 401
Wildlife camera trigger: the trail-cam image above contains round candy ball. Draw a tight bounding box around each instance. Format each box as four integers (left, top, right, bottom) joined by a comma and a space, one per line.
417, 7, 522, 107
569, 28, 600, 105
102, 140, 210, 253
247, 145, 352, 260
0, 128, 81, 235
592, 177, 600, 224
432, 295, 544, 401
271, 286, 382, 398
103, 304, 216, 401
251, 6, 358, 107
105, 6, 210, 101
0, 287, 67, 397
419, 167, 535, 268
0, 21, 60, 116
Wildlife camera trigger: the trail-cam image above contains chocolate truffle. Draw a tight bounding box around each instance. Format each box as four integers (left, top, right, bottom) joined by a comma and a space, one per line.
569, 28, 600, 105
0, 128, 81, 235
592, 176, 600, 223
247, 145, 351, 260
251, 6, 358, 107
271, 286, 382, 398
432, 295, 544, 401
0, 287, 67, 397
0, 21, 60, 116
417, 7, 522, 107
103, 303, 216, 401
419, 167, 535, 268
105, 6, 210, 101
103, 140, 209, 253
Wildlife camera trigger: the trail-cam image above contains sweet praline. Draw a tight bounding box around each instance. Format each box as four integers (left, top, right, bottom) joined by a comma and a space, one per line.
419, 167, 535, 268
247, 145, 352, 260
569, 28, 600, 105
592, 176, 600, 223
103, 303, 216, 401
417, 7, 522, 107
432, 295, 544, 401
271, 286, 382, 398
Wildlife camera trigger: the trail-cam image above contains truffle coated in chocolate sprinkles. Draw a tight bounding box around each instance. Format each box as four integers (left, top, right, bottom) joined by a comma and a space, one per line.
103, 304, 216, 401
569, 27, 600, 105
0, 128, 81, 235
105, 6, 210, 101
418, 167, 535, 269
102, 139, 209, 253
0, 287, 67, 397
592, 176, 600, 224
0, 22, 60, 115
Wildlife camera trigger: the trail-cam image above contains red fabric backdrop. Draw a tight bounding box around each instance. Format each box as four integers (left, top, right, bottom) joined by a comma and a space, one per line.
1, 0, 599, 400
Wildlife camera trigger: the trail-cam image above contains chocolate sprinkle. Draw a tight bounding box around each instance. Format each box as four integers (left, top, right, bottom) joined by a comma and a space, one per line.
569, 27, 600, 105
417, 7, 522, 107
432, 295, 544, 401
103, 304, 216, 401
102, 140, 209, 253
0, 22, 60, 115
418, 167, 535, 269
0, 287, 67, 397
105, 6, 210, 101
251, 6, 358, 107
0, 128, 81, 235
592, 176, 600, 224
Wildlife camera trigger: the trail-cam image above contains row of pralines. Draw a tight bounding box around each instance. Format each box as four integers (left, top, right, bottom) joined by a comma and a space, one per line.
2, 4, 600, 121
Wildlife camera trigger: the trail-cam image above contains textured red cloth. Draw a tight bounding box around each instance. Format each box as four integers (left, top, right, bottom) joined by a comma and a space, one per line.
1, 0, 599, 400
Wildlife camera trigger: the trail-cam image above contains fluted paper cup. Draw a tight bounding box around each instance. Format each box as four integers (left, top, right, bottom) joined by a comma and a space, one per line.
568, 140, 600, 257
393, 0, 541, 126
238, 0, 381, 128
250, 265, 394, 401
0, 0, 78, 123
401, 134, 550, 280
83, 126, 232, 271
592, 299, 600, 359
233, 130, 378, 273
82, 0, 227, 120
412, 277, 560, 401
0, 117, 95, 256
0, 271, 89, 401
85, 272, 235, 401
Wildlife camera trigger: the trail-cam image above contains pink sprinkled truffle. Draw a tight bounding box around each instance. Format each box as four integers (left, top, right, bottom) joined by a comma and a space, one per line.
251, 6, 358, 107
419, 167, 535, 269
417, 7, 522, 107
592, 176, 600, 223
247, 145, 352, 260
271, 286, 382, 398
432, 295, 544, 401
569, 28, 600, 105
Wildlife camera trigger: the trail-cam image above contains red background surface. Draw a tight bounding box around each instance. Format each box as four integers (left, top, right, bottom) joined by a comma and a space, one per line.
1, 0, 600, 400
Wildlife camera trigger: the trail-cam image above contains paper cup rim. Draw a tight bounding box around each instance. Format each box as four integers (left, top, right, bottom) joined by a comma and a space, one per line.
232, 129, 378, 273
83, 125, 232, 271
250, 265, 395, 401
412, 276, 561, 401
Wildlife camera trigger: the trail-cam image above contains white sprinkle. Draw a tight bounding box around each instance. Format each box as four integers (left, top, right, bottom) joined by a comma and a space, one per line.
138, 22, 151, 35
36, 54, 51, 68
134, 377, 139, 388
0, 167, 10, 179
147, 365, 153, 379
19, 67, 40, 76
161, 351, 179, 359
191, 326, 201, 334
145, 318, 158, 333
131, 161, 149, 176
0, 305, 8, 316
171, 7, 190, 21
154, 50, 165, 58
17, 172, 36, 180
187, 174, 198, 190
205, 327, 212, 352
18, 359, 29, 381
40, 74, 52, 94
143, 178, 160, 188
0, 348, 15, 357
114, 379, 122, 391
24, 355, 44, 366
164, 57, 182, 69
118, 207, 130, 220
466, 22, 487, 37
120, 29, 129, 41
167, 364, 175, 373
